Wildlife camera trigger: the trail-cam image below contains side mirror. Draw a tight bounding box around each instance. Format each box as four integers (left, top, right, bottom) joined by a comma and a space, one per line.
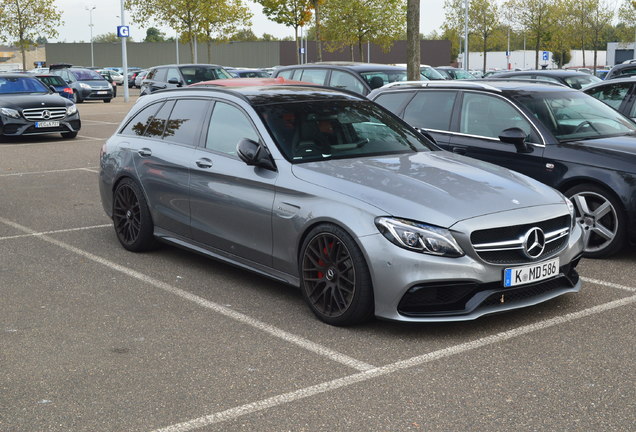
237, 138, 276, 171
499, 127, 532, 153
168, 78, 182, 86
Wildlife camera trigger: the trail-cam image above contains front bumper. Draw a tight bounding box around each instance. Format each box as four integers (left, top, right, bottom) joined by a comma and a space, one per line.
79, 88, 113, 100
362, 209, 585, 322
0, 116, 81, 136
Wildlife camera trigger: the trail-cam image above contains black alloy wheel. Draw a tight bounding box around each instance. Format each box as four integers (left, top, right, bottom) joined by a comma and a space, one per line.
112, 178, 156, 252
300, 224, 373, 326
565, 183, 626, 258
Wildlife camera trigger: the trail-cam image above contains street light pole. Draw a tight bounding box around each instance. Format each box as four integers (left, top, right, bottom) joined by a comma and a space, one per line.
120, 0, 129, 102
86, 6, 96, 67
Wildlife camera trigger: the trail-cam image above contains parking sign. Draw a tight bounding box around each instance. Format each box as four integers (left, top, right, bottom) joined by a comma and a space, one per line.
542, 51, 549, 61
117, 26, 130, 38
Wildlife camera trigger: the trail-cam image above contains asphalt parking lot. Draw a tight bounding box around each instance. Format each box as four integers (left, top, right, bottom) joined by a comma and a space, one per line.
1, 89, 635, 432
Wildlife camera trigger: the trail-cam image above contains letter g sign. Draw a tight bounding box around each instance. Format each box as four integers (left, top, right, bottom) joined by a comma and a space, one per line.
117, 26, 130, 37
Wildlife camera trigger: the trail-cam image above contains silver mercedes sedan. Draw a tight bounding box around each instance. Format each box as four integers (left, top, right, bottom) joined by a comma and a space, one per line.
99, 85, 584, 326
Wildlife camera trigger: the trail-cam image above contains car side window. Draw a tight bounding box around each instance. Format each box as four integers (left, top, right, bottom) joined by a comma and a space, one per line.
144, 100, 174, 138
460, 92, 534, 140
145, 69, 156, 80
153, 68, 167, 82
329, 70, 365, 94
161, 99, 209, 145
166, 68, 181, 83
403, 91, 457, 131
299, 69, 328, 85
586, 83, 631, 110
277, 69, 295, 79
373, 92, 414, 116
618, 66, 636, 77
206, 102, 260, 155
120, 102, 164, 136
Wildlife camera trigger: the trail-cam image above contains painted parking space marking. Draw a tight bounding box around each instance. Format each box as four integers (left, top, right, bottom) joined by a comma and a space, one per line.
0, 216, 375, 373
0, 138, 97, 147
80, 119, 121, 125
0, 167, 99, 177
153, 293, 636, 432
580, 276, 636, 293
0, 224, 110, 241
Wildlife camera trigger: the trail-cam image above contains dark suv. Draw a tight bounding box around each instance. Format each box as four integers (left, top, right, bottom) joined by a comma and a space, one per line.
272, 62, 419, 96
140, 64, 232, 96
368, 80, 636, 258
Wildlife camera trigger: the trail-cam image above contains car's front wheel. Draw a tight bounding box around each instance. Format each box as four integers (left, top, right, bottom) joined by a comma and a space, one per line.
299, 224, 374, 326
61, 131, 77, 139
565, 183, 626, 258
112, 178, 157, 252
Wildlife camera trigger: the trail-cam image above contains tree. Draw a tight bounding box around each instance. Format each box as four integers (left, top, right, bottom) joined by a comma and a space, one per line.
230, 28, 258, 41
145, 27, 166, 42
310, 0, 325, 61
0, 0, 62, 71
198, 0, 252, 63
321, 0, 406, 62
93, 33, 130, 43
505, 0, 555, 68
586, 0, 614, 72
407, 0, 420, 80
36, 36, 47, 45
256, 0, 313, 63
126, 0, 251, 61
617, 0, 636, 42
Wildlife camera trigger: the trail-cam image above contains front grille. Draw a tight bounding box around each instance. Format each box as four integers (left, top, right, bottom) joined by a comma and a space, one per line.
471, 215, 570, 264
22, 107, 68, 121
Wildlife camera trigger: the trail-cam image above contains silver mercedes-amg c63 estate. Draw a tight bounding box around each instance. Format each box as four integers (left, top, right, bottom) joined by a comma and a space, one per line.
99, 85, 584, 326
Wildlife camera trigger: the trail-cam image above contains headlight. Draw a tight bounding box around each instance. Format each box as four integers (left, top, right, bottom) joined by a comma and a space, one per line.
79, 83, 91, 89
67, 105, 77, 115
375, 217, 464, 257
0, 107, 20, 118
558, 191, 577, 229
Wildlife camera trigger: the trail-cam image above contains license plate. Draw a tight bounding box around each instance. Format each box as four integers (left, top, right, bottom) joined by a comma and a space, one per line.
97, 91, 108, 94
35, 121, 60, 128
503, 257, 559, 287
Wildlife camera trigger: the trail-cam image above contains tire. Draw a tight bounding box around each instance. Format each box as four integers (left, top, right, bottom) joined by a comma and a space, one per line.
299, 224, 374, 326
112, 178, 157, 252
104, 99, 111, 103
565, 183, 626, 258
61, 131, 77, 139
72, 91, 83, 103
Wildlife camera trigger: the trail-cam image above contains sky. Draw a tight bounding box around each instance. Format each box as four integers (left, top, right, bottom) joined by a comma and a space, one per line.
51, 0, 446, 43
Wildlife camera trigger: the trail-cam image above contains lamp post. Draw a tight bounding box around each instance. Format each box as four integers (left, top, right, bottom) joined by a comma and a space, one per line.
86, 6, 96, 67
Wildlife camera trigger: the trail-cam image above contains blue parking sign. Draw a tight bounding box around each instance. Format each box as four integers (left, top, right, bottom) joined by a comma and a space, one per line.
117, 26, 130, 38
542, 51, 549, 61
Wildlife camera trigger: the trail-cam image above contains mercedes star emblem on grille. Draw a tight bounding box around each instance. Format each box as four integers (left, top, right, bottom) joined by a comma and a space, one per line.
41, 110, 51, 119
523, 227, 546, 259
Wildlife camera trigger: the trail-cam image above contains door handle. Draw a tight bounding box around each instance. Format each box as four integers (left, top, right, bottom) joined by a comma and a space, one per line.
138, 148, 152, 157
451, 146, 467, 155
196, 158, 213, 168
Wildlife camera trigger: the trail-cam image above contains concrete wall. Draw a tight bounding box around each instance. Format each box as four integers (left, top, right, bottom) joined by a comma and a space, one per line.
45, 40, 452, 69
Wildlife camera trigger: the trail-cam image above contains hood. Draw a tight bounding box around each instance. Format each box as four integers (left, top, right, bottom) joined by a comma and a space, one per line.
292, 151, 564, 228
79, 80, 111, 88
558, 135, 636, 174
0, 93, 72, 109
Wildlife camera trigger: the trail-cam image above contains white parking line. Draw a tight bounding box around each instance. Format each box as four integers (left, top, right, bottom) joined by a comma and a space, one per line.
0, 224, 110, 241
0, 167, 98, 177
581, 276, 636, 293
81, 120, 121, 125
153, 293, 636, 432
0, 217, 375, 373
77, 135, 104, 141
0, 138, 96, 147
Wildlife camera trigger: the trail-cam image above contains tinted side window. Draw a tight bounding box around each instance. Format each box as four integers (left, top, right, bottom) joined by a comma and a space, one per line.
154, 68, 168, 82
373, 92, 414, 116
299, 69, 328, 85
586, 83, 631, 110
277, 69, 295, 79
166, 68, 181, 83
145, 68, 157, 80
618, 66, 636, 76
144, 100, 174, 138
329, 70, 365, 94
460, 92, 533, 139
206, 102, 259, 155
120, 102, 163, 136
162, 99, 209, 145
404, 91, 457, 131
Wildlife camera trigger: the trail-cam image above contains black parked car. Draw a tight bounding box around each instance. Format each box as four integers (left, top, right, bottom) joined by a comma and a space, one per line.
369, 80, 636, 258
272, 62, 420, 95
0, 74, 80, 139
49, 65, 113, 103
140, 64, 232, 96
603, 60, 636, 80
486, 70, 601, 89
583, 76, 636, 121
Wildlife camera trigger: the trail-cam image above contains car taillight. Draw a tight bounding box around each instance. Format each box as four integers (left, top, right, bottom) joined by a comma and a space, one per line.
63, 87, 73, 94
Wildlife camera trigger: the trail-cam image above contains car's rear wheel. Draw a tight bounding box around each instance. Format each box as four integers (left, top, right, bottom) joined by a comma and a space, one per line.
300, 224, 374, 326
112, 178, 157, 252
72, 91, 83, 103
565, 184, 625, 258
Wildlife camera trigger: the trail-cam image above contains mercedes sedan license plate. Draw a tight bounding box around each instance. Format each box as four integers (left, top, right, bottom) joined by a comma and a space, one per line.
504, 257, 559, 287
35, 121, 60, 128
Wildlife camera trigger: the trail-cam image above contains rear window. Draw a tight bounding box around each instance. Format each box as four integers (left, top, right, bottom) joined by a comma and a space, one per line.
36, 75, 67, 87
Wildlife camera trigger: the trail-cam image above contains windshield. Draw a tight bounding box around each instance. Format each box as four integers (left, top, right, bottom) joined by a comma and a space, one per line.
256, 99, 434, 163
179, 65, 233, 84
0, 76, 49, 94
72, 69, 105, 80
359, 71, 408, 88
512, 90, 636, 141
563, 74, 601, 89
421, 66, 446, 80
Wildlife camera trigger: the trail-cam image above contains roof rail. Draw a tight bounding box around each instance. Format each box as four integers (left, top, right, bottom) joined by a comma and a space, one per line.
379, 80, 503, 92
482, 78, 567, 87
